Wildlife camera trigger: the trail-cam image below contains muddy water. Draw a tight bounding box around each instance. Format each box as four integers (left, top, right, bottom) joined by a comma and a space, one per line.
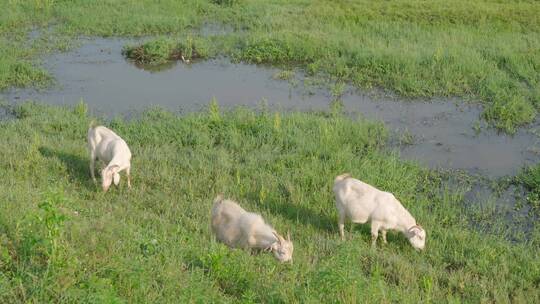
0, 106, 13, 120
345, 96, 540, 177
1, 38, 539, 177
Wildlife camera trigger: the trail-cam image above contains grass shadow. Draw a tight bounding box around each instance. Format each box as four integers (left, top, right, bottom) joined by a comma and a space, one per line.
38, 146, 95, 190
183, 248, 257, 301
350, 222, 372, 237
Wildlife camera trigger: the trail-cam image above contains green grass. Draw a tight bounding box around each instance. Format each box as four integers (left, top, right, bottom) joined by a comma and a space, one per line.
515, 164, 540, 213
1, 1, 539, 132
0, 102, 538, 302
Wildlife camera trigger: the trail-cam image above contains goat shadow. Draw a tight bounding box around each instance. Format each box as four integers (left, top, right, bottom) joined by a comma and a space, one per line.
38, 146, 94, 190
266, 199, 337, 234
347, 222, 413, 249
268, 195, 392, 241
241, 186, 336, 234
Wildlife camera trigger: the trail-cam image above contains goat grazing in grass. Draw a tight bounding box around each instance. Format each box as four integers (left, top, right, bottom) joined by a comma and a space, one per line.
211, 194, 294, 262
333, 173, 426, 250
87, 124, 132, 192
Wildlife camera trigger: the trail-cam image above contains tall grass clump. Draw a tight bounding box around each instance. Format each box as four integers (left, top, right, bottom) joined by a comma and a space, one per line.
123, 37, 211, 64
0, 102, 538, 302
122, 38, 177, 64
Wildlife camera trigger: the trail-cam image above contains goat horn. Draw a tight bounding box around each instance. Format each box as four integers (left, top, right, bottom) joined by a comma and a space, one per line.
408, 225, 423, 232
273, 231, 285, 245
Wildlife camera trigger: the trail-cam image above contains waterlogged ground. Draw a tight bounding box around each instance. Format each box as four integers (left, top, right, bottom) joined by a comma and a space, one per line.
2, 38, 539, 177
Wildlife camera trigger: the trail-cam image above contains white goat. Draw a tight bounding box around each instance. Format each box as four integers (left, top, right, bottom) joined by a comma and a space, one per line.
87, 125, 132, 192
211, 195, 293, 262
333, 173, 426, 250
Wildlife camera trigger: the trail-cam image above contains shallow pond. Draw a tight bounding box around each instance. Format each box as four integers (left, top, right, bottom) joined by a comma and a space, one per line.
2, 38, 539, 177
0, 106, 13, 120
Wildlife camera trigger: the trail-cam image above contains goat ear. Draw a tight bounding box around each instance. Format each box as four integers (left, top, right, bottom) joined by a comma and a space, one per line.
409, 225, 423, 236
113, 172, 120, 186
108, 165, 120, 174
416, 225, 425, 238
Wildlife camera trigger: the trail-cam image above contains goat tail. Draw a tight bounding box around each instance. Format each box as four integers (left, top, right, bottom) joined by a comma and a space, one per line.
88, 120, 98, 130
87, 120, 100, 147
213, 193, 225, 205
335, 173, 352, 182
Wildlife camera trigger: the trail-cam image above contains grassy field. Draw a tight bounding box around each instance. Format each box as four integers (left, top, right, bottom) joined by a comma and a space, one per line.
1, 0, 540, 132
1, 1, 539, 302
0, 102, 538, 303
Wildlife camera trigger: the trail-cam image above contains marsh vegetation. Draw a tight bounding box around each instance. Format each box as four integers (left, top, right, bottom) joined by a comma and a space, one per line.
1, 0, 540, 131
